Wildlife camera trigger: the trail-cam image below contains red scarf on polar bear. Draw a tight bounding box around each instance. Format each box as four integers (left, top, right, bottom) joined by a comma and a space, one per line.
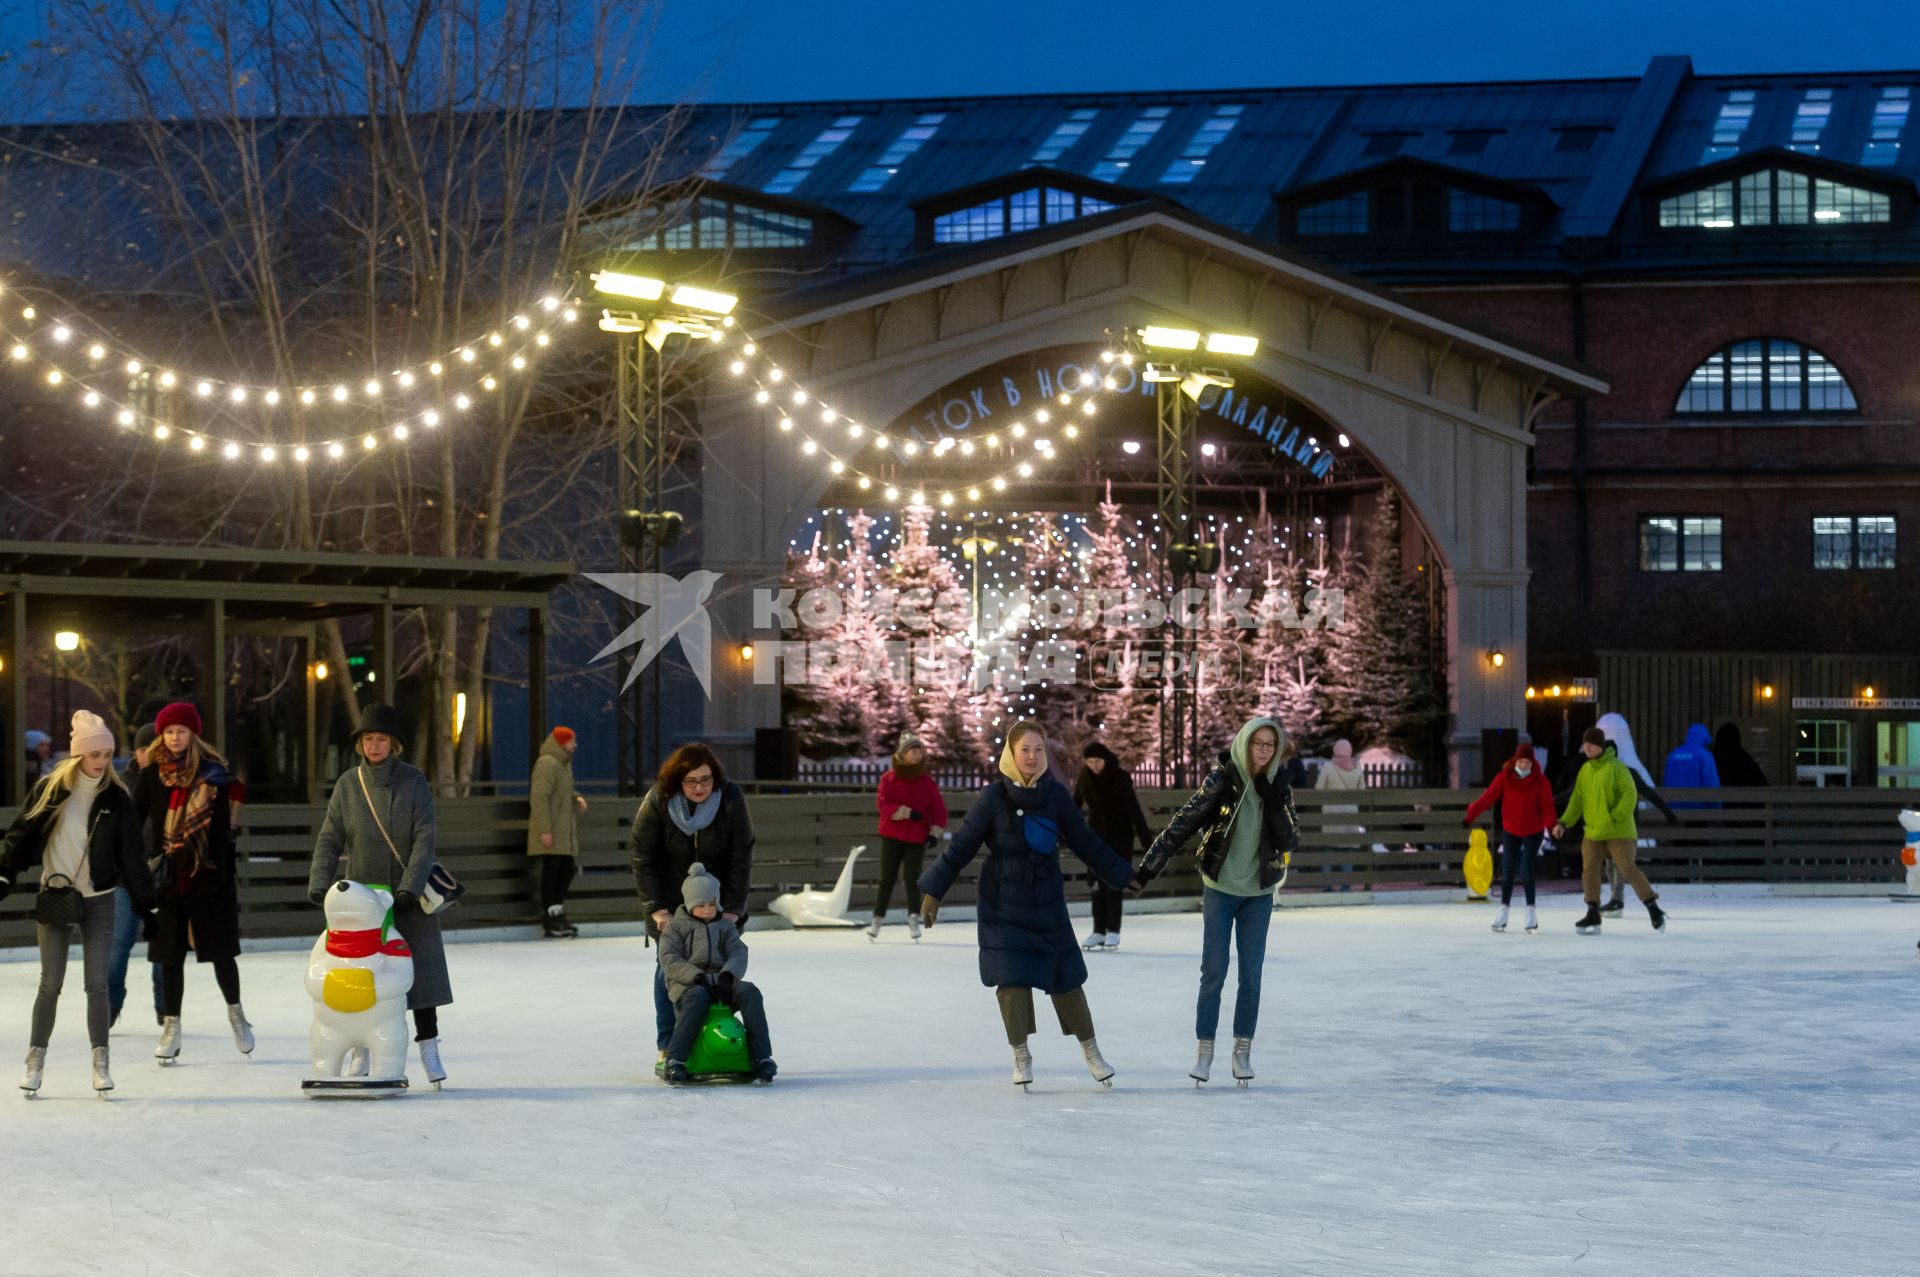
326, 928, 411, 958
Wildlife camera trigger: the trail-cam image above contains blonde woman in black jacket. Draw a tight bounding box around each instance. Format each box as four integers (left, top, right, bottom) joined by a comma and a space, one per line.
0, 713, 152, 1097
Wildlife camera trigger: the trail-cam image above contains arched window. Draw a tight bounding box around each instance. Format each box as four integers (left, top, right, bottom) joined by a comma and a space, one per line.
931, 187, 1116, 244
1657, 168, 1891, 228
1675, 339, 1858, 416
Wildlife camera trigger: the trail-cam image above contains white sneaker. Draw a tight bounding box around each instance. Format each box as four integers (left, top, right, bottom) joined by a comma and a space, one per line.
1231, 1037, 1254, 1085
21, 1046, 45, 1094
1491, 906, 1509, 933
91, 1047, 113, 1097
1012, 1042, 1033, 1087
906, 913, 923, 942
155, 1016, 181, 1062
1081, 932, 1107, 951
1081, 1037, 1115, 1087
1524, 907, 1539, 933
227, 1005, 255, 1056
864, 916, 882, 941
1190, 1039, 1214, 1084
418, 1036, 446, 1088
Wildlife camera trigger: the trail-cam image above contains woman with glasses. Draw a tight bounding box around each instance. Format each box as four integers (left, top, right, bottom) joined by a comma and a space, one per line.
630, 744, 756, 1071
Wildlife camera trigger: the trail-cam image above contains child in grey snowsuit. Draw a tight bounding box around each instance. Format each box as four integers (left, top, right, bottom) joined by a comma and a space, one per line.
657, 862, 776, 1083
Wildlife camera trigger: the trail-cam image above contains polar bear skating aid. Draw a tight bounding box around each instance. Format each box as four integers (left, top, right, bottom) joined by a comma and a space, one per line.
302, 881, 414, 1096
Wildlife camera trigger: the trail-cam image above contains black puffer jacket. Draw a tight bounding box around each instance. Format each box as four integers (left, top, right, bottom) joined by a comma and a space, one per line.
630, 782, 755, 937
0, 773, 154, 907
1139, 750, 1299, 890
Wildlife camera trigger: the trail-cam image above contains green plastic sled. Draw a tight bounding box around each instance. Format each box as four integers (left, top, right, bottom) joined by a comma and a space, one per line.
656, 1004, 753, 1084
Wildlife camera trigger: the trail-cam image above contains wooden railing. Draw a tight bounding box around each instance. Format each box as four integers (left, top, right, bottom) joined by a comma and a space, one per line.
0, 787, 1907, 949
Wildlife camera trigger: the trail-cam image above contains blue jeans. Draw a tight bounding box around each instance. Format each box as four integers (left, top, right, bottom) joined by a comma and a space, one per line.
1196, 886, 1273, 1042
1499, 832, 1542, 907
108, 888, 165, 1024
653, 964, 674, 1052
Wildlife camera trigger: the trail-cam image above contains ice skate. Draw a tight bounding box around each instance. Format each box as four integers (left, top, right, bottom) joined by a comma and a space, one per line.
864, 915, 882, 942
1011, 1042, 1033, 1088
1231, 1037, 1254, 1086
1104, 934, 1120, 952
92, 1047, 113, 1097
1081, 931, 1107, 951
541, 906, 576, 939
1190, 1039, 1213, 1086
906, 913, 923, 942
1080, 1037, 1114, 1088
1575, 905, 1602, 935
155, 1016, 181, 1063
1524, 907, 1538, 933
21, 1046, 44, 1096
1647, 897, 1667, 932
418, 1036, 446, 1089
1601, 896, 1625, 914
227, 1005, 255, 1056
1491, 906, 1509, 933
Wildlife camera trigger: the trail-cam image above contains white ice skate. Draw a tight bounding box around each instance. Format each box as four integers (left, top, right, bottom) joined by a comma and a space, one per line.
155, 1016, 181, 1063
92, 1047, 113, 1098
1491, 906, 1509, 933
228, 1004, 255, 1056
1081, 931, 1107, 951
906, 913, 923, 942
1104, 934, 1119, 951
1524, 907, 1539, 933
864, 915, 882, 941
21, 1046, 45, 1096
418, 1036, 446, 1089
1231, 1037, 1254, 1087
1081, 1037, 1115, 1088
1190, 1039, 1213, 1086
1012, 1042, 1033, 1088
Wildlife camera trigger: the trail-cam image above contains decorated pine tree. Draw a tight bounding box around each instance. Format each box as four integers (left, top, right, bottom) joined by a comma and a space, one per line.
1085, 483, 1161, 769
1318, 491, 1445, 758
889, 502, 985, 768
1015, 510, 1098, 756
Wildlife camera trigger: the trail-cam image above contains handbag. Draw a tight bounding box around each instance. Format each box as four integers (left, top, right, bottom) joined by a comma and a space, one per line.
355, 767, 463, 914
34, 872, 86, 927
1022, 813, 1060, 856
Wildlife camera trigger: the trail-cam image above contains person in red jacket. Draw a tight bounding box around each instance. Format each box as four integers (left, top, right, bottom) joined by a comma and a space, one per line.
1463, 742, 1558, 933
869, 735, 948, 941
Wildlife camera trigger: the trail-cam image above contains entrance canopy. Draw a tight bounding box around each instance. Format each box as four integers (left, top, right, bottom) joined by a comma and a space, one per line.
697, 205, 1607, 781
0, 541, 571, 802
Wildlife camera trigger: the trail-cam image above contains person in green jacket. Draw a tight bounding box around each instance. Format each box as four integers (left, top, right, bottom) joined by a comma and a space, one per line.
1552, 726, 1665, 935
528, 726, 588, 939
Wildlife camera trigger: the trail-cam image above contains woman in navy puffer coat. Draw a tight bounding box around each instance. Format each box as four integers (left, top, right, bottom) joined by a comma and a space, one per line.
919, 720, 1134, 1088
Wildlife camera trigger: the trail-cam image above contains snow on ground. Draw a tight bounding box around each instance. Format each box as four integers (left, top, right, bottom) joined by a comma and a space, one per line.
2, 888, 1916, 1276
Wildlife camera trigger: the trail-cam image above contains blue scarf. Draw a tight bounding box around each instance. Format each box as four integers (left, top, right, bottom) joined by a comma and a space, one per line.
667, 789, 723, 836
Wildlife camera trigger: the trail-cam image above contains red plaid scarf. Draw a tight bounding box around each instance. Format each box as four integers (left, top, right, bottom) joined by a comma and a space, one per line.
158, 744, 218, 892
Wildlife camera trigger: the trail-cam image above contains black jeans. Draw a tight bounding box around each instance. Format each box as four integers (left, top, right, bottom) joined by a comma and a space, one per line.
537, 855, 577, 912
667, 981, 772, 1066
1499, 831, 1543, 907
1090, 880, 1126, 934
160, 954, 242, 1016
871, 836, 924, 918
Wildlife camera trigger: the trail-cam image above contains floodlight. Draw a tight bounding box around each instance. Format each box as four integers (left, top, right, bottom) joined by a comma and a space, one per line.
592, 271, 667, 301
1204, 332, 1259, 357
1140, 325, 1201, 351
669, 284, 739, 315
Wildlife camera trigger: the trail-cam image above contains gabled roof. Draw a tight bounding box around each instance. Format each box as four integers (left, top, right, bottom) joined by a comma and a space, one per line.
1637, 145, 1919, 199
908, 166, 1158, 214
582, 177, 861, 233
1273, 156, 1560, 211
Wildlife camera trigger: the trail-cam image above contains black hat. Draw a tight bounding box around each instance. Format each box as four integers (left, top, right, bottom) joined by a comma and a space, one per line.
133, 724, 159, 750
353, 703, 407, 750
1582, 726, 1608, 747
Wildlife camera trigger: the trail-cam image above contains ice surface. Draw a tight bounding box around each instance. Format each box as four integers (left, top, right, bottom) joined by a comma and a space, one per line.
1, 888, 1914, 1276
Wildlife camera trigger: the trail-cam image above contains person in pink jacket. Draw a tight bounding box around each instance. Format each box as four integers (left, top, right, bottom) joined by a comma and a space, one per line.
868, 735, 949, 940
1463, 741, 1559, 933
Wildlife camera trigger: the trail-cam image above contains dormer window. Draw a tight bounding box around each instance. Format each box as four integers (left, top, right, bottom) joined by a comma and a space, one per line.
595, 194, 812, 251
913, 169, 1137, 249
1658, 167, 1890, 227
1276, 159, 1551, 244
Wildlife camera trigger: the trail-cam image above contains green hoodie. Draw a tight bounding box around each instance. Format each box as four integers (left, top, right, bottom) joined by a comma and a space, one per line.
1559, 743, 1639, 841
1204, 716, 1285, 897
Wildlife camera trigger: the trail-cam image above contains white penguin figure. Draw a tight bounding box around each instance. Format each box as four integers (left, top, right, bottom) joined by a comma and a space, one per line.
303, 881, 414, 1093
1901, 810, 1920, 895
769, 845, 866, 927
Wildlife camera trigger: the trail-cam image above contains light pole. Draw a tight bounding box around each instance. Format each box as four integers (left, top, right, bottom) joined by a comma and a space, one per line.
593, 271, 738, 794
1116, 325, 1259, 788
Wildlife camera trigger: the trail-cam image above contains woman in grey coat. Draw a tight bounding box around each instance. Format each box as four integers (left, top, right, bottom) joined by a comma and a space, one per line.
307, 704, 453, 1087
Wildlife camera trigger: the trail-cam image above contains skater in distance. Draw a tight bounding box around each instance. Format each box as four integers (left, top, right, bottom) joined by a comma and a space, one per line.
1554, 726, 1667, 935
1464, 741, 1557, 934
528, 725, 589, 939
918, 719, 1135, 1088
4, 712, 153, 1098
1137, 716, 1299, 1087
868, 733, 948, 941
1073, 741, 1154, 951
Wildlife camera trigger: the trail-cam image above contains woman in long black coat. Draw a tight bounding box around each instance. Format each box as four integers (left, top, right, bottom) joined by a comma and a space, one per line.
630, 743, 755, 1063
1073, 741, 1153, 952
919, 720, 1135, 1089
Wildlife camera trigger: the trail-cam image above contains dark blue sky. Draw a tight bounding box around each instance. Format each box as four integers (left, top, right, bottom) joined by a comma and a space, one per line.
638, 0, 1920, 103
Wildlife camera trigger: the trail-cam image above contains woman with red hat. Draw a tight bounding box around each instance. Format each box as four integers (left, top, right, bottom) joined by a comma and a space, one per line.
1463, 741, 1559, 933
132, 701, 253, 1062
528, 726, 587, 938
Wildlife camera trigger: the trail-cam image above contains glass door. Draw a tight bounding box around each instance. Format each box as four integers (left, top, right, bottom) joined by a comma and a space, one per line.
1877, 721, 1920, 788
1794, 719, 1852, 787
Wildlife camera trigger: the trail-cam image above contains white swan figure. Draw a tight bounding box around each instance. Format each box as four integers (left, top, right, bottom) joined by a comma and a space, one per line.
769, 845, 866, 927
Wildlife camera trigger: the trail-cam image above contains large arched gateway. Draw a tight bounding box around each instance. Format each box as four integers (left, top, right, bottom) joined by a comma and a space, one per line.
693, 206, 1605, 783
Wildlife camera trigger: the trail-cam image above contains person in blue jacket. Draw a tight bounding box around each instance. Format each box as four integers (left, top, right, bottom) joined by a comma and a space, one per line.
919, 719, 1135, 1089
1660, 723, 1722, 809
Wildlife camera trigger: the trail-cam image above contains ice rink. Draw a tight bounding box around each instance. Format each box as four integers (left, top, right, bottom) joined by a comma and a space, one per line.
1, 887, 1914, 1276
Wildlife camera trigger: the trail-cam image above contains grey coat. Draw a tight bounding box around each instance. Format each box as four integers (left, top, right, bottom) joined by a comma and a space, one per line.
657, 907, 749, 1005
308, 756, 452, 1009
